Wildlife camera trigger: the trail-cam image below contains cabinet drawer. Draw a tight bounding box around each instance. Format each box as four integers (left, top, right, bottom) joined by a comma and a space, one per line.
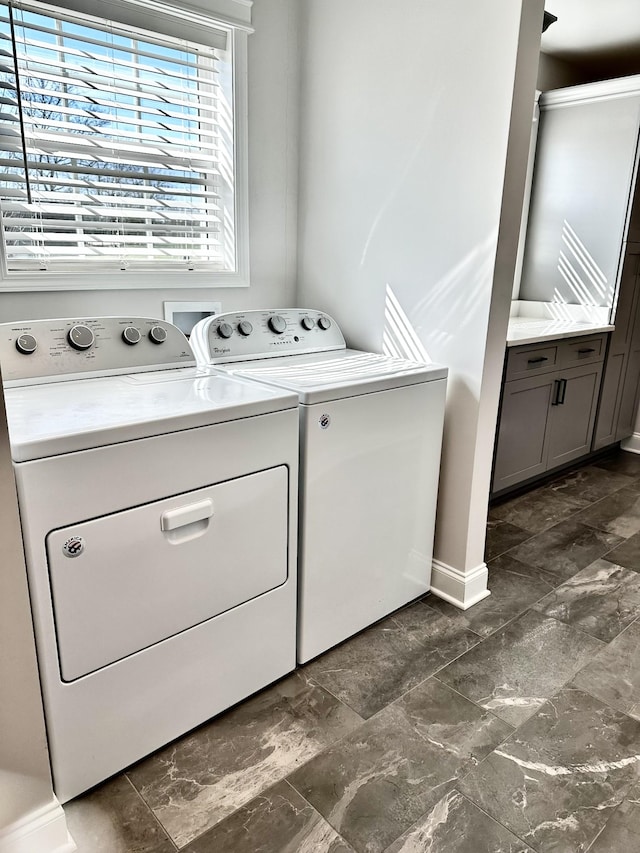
505, 343, 559, 380
560, 334, 607, 367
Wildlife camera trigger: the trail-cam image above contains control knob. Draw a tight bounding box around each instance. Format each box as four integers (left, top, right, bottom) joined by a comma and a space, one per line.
217, 322, 234, 339
301, 317, 315, 331
317, 316, 331, 331
68, 325, 95, 351
15, 333, 37, 354
237, 320, 253, 337
268, 315, 287, 335
149, 325, 167, 344
122, 326, 141, 345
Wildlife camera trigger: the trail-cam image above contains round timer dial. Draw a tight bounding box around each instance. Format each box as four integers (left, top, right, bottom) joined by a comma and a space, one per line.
15, 333, 37, 354
68, 325, 95, 351
268, 315, 287, 335
122, 326, 141, 345
149, 325, 167, 344
217, 322, 234, 339
317, 316, 331, 331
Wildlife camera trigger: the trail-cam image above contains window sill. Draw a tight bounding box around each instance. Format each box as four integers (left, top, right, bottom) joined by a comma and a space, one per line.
0, 270, 250, 292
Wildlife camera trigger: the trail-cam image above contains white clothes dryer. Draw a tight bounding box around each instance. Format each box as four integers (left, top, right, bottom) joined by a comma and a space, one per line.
190, 309, 448, 663
0, 316, 299, 802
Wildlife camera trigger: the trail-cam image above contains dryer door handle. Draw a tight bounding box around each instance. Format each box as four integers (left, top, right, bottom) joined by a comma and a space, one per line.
161, 499, 214, 531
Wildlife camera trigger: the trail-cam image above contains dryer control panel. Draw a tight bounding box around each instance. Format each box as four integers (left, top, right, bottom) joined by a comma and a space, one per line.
0, 317, 195, 386
190, 309, 346, 364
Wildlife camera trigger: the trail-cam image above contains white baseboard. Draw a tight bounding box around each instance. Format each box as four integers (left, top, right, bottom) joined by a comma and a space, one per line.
0, 799, 75, 853
620, 433, 640, 455
430, 559, 491, 610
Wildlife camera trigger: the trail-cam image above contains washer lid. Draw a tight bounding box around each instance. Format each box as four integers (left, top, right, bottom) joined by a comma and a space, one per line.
5, 368, 297, 462
225, 349, 448, 404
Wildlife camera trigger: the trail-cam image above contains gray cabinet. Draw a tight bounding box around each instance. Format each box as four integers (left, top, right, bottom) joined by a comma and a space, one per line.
514, 76, 640, 456
493, 335, 606, 494
593, 250, 640, 449
616, 263, 640, 439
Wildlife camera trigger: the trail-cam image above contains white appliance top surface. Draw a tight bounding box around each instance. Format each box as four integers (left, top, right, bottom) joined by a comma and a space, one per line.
222, 349, 448, 404
507, 316, 614, 347
5, 368, 297, 462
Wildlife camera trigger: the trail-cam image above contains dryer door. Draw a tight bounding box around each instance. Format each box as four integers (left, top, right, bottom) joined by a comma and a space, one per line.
47, 465, 289, 681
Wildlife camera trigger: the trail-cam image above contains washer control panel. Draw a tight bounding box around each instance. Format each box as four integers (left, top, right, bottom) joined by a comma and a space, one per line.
190, 309, 346, 364
0, 317, 195, 385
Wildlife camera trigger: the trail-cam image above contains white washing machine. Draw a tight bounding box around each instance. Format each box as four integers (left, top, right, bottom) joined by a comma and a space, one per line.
190, 309, 448, 663
0, 316, 299, 802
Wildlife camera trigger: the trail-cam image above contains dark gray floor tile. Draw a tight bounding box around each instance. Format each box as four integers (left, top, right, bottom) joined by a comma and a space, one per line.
573, 621, 640, 720
127, 672, 362, 847
533, 558, 640, 641
545, 465, 635, 505
620, 478, 640, 495
485, 519, 532, 561
385, 790, 534, 853
64, 776, 174, 853
576, 486, 640, 538
288, 678, 512, 853
603, 529, 640, 571
459, 686, 640, 853
182, 781, 354, 853
303, 601, 480, 719
593, 450, 640, 477
586, 800, 640, 853
428, 554, 555, 638
489, 489, 582, 534
507, 519, 624, 584
436, 610, 603, 726
66, 460, 640, 853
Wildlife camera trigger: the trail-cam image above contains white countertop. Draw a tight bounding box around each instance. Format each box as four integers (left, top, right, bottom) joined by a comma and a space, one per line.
507, 317, 614, 347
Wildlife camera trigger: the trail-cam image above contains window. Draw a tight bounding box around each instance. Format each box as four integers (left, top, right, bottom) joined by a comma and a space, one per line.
0, 0, 250, 288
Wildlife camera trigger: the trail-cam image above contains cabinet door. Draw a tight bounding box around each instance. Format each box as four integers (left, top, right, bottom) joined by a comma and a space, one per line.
628, 173, 640, 245
594, 349, 627, 449
548, 363, 603, 469
617, 259, 640, 440
617, 344, 640, 440
593, 252, 640, 450
593, 252, 640, 449
492, 373, 555, 492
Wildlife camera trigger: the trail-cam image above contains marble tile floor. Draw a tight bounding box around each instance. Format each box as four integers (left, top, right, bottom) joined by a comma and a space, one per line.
65, 449, 640, 853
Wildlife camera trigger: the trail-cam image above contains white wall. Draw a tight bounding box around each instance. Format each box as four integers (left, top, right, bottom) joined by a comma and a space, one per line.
0, 383, 73, 851
297, 0, 544, 598
0, 0, 300, 323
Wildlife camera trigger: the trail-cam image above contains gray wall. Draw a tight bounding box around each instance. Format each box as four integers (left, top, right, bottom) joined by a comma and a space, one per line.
537, 53, 588, 91
538, 48, 640, 93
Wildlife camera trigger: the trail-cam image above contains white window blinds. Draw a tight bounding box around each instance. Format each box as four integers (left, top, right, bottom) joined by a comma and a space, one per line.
0, 0, 237, 274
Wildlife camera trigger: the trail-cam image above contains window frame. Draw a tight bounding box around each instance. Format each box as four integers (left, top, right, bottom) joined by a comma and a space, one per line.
0, 0, 251, 291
